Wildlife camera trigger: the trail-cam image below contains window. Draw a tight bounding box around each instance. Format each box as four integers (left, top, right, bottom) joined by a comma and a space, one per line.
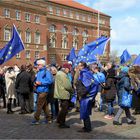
17, 29, 21, 38
16, 10, 21, 20
25, 13, 30, 22
62, 36, 67, 49
4, 28, 11, 41
49, 25, 56, 32
76, 13, 79, 20
82, 30, 88, 37
26, 50, 30, 59
35, 32, 40, 44
35, 51, 39, 59
25, 29, 31, 43
70, 11, 73, 18
62, 26, 67, 34
72, 28, 78, 36
82, 15, 86, 21
88, 16, 91, 22
72, 40, 78, 50
82, 30, 88, 46
49, 6, 53, 14
4, 9, 10, 18
56, 8, 60, 15
35, 15, 40, 23
62, 54, 67, 61
16, 53, 21, 59
63, 9, 67, 17
49, 34, 56, 48
49, 54, 56, 64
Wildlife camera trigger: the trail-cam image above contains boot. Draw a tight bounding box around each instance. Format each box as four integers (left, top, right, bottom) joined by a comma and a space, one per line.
7, 102, 14, 114
13, 99, 17, 107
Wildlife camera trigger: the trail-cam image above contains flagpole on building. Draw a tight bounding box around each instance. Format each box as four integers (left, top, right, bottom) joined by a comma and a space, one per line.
97, 10, 100, 38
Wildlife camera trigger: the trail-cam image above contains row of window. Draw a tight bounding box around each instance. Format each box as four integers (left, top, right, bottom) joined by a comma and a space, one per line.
3, 8, 40, 23
49, 25, 88, 37
48, 6, 91, 22
16, 51, 39, 59
4, 28, 40, 44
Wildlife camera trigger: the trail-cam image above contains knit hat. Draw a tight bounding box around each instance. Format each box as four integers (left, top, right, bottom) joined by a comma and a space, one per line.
121, 66, 129, 73
37, 59, 46, 66
62, 63, 72, 70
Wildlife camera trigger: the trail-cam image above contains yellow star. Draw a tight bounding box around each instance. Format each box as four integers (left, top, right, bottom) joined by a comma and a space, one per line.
96, 42, 98, 44
8, 51, 11, 55
96, 46, 99, 48
5, 56, 8, 59
9, 46, 12, 50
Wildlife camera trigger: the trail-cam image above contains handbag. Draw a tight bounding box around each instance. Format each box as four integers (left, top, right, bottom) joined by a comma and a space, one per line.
120, 91, 132, 108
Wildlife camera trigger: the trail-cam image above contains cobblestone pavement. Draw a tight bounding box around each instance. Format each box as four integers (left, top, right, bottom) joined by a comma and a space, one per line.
0, 106, 140, 139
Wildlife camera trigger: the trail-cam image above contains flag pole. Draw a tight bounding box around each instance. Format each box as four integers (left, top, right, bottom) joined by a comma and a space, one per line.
97, 10, 100, 38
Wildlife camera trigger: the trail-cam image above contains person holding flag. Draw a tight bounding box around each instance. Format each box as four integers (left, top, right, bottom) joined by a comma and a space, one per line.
75, 61, 105, 132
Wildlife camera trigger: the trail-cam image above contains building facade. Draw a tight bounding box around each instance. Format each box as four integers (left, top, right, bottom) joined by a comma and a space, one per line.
0, 0, 111, 66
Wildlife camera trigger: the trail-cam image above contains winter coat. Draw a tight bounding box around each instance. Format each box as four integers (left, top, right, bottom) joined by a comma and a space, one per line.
5, 70, 16, 99
54, 70, 73, 100
35, 67, 53, 93
116, 71, 131, 106
15, 70, 33, 95
0, 74, 5, 97
129, 72, 140, 109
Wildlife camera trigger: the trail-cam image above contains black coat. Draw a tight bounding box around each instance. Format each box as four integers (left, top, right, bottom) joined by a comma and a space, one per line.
15, 70, 33, 95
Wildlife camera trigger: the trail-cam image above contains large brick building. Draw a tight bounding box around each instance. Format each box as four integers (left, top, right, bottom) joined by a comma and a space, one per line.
0, 0, 111, 66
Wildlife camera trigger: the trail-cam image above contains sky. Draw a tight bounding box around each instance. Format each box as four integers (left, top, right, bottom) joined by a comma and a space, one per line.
75, 0, 140, 56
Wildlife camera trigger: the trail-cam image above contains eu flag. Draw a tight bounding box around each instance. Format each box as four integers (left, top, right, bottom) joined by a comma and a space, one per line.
133, 54, 140, 66
77, 36, 110, 57
0, 25, 24, 65
120, 49, 131, 64
66, 47, 77, 62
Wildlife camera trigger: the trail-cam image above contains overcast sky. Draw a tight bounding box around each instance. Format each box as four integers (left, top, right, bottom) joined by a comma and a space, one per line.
75, 0, 140, 56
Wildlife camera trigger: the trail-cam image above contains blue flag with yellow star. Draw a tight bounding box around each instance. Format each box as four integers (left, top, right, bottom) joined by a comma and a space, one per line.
66, 47, 77, 62
133, 54, 140, 66
120, 49, 131, 64
0, 25, 24, 65
77, 36, 110, 57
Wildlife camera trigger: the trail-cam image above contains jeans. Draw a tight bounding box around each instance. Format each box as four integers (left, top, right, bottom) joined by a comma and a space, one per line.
114, 107, 132, 123
34, 93, 38, 112
108, 101, 114, 115
50, 99, 59, 118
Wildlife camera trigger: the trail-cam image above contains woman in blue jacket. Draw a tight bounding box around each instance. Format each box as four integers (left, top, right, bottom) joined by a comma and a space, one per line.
113, 69, 136, 125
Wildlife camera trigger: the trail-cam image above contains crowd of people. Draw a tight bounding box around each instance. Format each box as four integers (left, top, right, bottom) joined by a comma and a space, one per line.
0, 59, 140, 133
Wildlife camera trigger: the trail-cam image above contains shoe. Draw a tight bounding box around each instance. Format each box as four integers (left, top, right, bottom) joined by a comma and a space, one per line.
31, 120, 40, 125
104, 115, 113, 120
19, 111, 28, 114
7, 110, 14, 114
132, 111, 140, 115
113, 121, 122, 125
41, 120, 48, 124
77, 129, 92, 133
75, 108, 80, 112
59, 124, 70, 128
127, 121, 136, 125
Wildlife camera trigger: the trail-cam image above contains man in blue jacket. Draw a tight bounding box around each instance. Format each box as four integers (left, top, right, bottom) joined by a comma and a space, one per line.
32, 59, 53, 124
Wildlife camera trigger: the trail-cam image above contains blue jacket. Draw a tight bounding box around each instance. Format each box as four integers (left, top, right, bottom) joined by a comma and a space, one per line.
35, 67, 53, 93
116, 71, 131, 106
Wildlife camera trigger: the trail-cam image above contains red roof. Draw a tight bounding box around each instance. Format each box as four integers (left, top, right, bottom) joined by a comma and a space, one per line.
49, 0, 110, 17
